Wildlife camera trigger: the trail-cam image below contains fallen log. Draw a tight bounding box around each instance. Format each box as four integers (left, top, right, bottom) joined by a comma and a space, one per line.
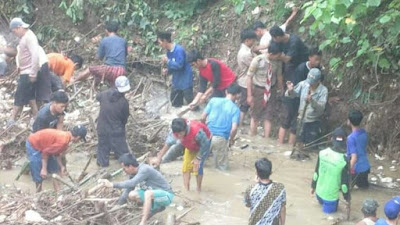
52, 174, 77, 190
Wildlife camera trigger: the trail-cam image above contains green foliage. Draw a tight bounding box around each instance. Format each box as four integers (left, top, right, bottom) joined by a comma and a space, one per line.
301, 0, 400, 76
59, 0, 84, 24
226, 0, 267, 14
36, 25, 60, 49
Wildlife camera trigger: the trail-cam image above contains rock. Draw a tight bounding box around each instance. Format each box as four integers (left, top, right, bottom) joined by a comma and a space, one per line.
389, 166, 396, 171
177, 206, 184, 211
392, 160, 397, 164
0, 215, 6, 223
284, 151, 292, 156
370, 177, 378, 182
374, 154, 385, 160
25, 210, 48, 223
251, 6, 260, 15
377, 166, 383, 170
381, 177, 393, 183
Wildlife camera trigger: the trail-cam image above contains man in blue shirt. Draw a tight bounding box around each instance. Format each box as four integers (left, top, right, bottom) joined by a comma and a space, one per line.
158, 31, 193, 108
375, 196, 400, 225
73, 21, 127, 87
347, 110, 370, 188
200, 83, 241, 170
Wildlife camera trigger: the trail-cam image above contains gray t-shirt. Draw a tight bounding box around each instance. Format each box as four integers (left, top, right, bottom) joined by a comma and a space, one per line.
113, 164, 173, 204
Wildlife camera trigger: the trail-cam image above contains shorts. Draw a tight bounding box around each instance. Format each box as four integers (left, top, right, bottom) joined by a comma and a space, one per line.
352, 169, 370, 188
239, 87, 249, 113
26, 141, 59, 183
300, 121, 321, 144
14, 74, 36, 106
50, 73, 63, 92
250, 85, 278, 121
182, 148, 207, 176
281, 98, 300, 133
36, 63, 52, 102
137, 189, 174, 212
317, 195, 338, 213
89, 65, 125, 86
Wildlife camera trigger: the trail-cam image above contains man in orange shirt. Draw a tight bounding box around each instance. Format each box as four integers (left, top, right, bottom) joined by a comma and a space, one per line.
26, 125, 87, 192
47, 53, 83, 88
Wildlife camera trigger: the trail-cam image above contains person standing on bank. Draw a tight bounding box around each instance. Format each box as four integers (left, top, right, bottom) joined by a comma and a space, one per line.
157, 31, 193, 108
347, 110, 371, 188
187, 50, 236, 109
96, 76, 131, 167
200, 83, 241, 170
8, 18, 40, 127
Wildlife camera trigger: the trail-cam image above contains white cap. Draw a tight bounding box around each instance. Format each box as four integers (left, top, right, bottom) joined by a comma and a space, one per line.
115, 76, 130, 93
10, 18, 30, 30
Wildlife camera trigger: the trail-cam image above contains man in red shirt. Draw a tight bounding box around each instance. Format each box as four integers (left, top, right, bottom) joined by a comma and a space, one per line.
26, 125, 87, 192
152, 118, 211, 192
187, 50, 236, 109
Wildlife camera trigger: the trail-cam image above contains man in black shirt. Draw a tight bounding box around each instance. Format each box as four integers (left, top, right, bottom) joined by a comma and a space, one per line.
96, 76, 130, 167
278, 48, 322, 145
32, 91, 68, 133
269, 25, 309, 82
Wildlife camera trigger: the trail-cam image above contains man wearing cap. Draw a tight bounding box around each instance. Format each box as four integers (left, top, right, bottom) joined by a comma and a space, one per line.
311, 128, 350, 214
9, 18, 40, 126
153, 118, 211, 192
246, 42, 283, 139
96, 76, 131, 167
357, 199, 379, 225
26, 125, 87, 192
99, 153, 174, 225
286, 68, 328, 145
375, 196, 400, 225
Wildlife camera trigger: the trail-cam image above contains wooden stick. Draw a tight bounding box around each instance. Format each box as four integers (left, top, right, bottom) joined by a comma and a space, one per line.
15, 161, 30, 181
88, 183, 104, 195
176, 207, 194, 221
85, 204, 127, 221
52, 174, 76, 190
78, 153, 93, 182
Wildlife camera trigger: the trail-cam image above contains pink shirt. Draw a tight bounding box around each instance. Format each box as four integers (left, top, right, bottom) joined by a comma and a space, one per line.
17, 29, 39, 76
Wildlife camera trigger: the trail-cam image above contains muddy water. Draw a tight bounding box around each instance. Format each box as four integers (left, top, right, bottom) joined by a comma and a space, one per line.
1, 91, 399, 225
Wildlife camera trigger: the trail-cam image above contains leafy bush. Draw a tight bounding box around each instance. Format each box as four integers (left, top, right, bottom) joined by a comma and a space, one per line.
301, 0, 400, 75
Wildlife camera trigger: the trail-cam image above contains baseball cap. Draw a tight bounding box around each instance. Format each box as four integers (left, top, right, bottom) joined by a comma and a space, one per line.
332, 127, 347, 149
361, 199, 379, 215
115, 76, 130, 93
384, 196, 400, 220
71, 125, 87, 142
10, 18, 30, 30
306, 68, 322, 84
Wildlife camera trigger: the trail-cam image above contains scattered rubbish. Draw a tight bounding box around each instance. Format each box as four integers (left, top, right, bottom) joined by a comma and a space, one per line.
381, 177, 393, 183
374, 154, 385, 160
25, 210, 48, 223
177, 206, 184, 211
377, 166, 383, 170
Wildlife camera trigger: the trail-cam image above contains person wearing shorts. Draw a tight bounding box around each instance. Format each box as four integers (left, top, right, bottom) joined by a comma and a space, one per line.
99, 153, 174, 225
154, 118, 211, 192
26, 125, 87, 192
246, 42, 283, 139
9, 18, 40, 126
72, 21, 127, 87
